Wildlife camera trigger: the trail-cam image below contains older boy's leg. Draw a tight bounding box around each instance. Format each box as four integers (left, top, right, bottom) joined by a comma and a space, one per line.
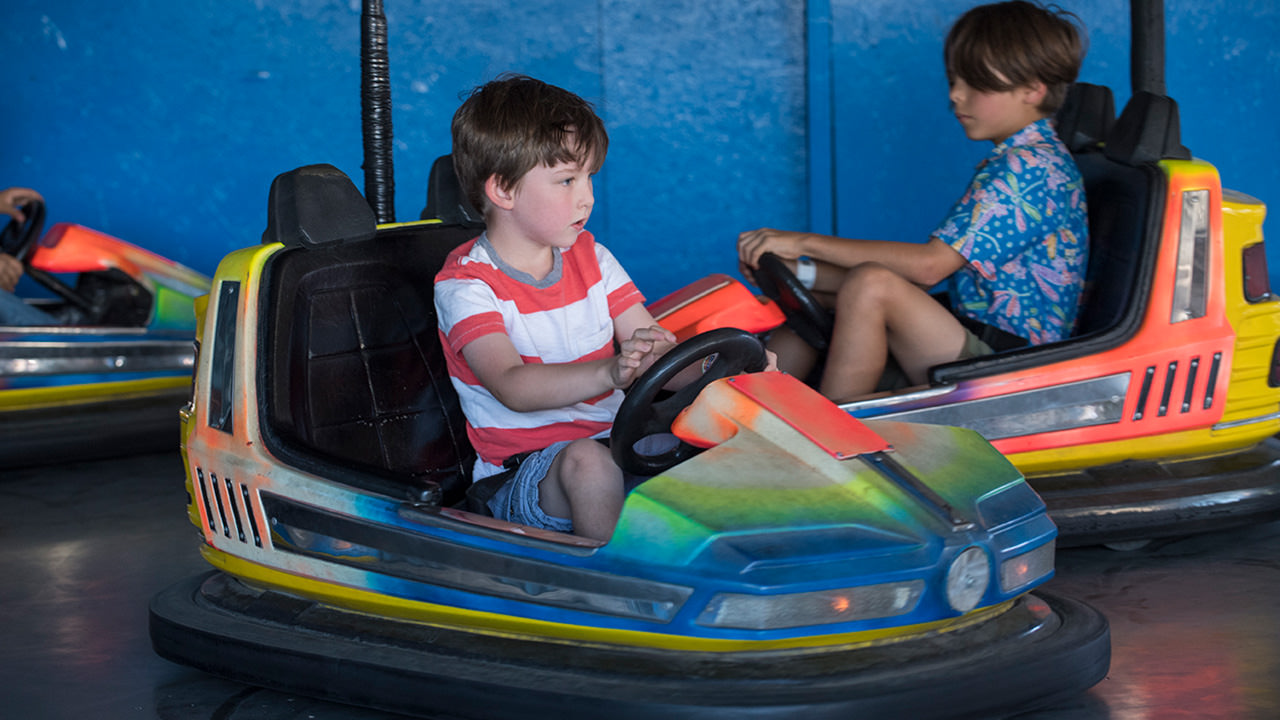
766, 325, 819, 379
538, 438, 625, 541
820, 263, 968, 403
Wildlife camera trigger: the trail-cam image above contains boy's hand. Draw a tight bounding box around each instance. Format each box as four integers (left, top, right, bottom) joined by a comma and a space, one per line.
737, 228, 806, 269
0, 187, 43, 222
0, 254, 23, 292
611, 325, 676, 388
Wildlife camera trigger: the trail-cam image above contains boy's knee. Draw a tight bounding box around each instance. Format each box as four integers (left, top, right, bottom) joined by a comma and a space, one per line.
837, 263, 900, 307
557, 439, 618, 490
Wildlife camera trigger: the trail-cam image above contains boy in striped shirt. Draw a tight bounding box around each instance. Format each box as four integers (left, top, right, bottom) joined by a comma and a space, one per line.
434, 75, 680, 542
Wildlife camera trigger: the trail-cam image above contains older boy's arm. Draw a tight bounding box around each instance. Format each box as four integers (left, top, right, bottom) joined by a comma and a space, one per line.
738, 230, 965, 287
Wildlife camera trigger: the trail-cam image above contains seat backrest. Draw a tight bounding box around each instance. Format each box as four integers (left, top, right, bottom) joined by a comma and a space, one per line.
1073, 90, 1190, 338
263, 223, 476, 501
420, 154, 485, 227
1071, 152, 1154, 337
1055, 82, 1115, 154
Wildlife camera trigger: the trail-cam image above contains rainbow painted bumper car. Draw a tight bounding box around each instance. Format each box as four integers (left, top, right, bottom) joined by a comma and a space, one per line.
0, 200, 210, 467
149, 165, 1108, 718
651, 83, 1280, 548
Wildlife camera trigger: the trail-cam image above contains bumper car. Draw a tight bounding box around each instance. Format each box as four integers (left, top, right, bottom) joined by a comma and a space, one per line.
650, 4, 1280, 548
0, 200, 211, 468
149, 164, 1108, 719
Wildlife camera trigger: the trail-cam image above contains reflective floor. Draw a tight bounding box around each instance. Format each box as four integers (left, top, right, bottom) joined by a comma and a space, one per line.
2, 450, 1278, 719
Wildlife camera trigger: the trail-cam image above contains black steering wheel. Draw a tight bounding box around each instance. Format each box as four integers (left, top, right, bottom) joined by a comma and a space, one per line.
0, 198, 46, 266
752, 252, 833, 350
0, 199, 99, 319
611, 327, 767, 476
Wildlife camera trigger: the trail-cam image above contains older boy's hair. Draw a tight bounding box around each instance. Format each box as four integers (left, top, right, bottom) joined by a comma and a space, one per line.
944, 1, 1086, 114
451, 74, 608, 214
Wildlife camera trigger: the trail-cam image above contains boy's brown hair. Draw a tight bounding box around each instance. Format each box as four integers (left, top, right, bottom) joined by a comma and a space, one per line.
944, 1, 1086, 114
451, 74, 609, 215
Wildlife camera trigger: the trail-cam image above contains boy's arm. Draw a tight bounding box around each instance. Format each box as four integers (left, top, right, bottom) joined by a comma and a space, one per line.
739, 229, 966, 288
612, 303, 777, 385
460, 323, 673, 413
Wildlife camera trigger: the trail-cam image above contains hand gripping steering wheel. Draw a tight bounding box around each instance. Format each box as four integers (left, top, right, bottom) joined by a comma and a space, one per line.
0, 198, 46, 266
752, 252, 833, 350
611, 327, 767, 476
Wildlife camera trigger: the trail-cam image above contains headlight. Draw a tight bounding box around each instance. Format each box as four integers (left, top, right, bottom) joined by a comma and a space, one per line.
697, 580, 924, 630
1000, 539, 1055, 592
945, 546, 990, 613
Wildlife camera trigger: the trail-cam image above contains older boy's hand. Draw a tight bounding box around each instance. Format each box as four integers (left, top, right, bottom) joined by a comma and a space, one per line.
612, 325, 677, 388
737, 227, 807, 269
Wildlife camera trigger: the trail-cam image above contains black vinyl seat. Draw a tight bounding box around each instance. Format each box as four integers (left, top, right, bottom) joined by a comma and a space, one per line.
1073, 89, 1189, 339
259, 164, 476, 503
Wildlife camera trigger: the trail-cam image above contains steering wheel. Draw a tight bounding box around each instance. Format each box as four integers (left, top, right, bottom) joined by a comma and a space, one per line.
752, 252, 833, 350
611, 327, 767, 476
0, 199, 99, 319
0, 198, 46, 266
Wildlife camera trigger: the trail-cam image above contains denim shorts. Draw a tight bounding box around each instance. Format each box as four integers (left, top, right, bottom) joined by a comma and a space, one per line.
487, 440, 575, 533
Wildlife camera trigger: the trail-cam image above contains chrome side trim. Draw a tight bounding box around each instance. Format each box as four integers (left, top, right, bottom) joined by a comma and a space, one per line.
1213, 410, 1280, 432
873, 374, 1130, 440
0, 340, 195, 376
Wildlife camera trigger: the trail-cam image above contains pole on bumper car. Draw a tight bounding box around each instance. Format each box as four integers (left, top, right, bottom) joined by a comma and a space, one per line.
361, 0, 395, 224
1130, 0, 1165, 97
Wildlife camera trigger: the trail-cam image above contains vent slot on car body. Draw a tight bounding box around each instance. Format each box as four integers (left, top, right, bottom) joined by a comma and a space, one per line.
196, 466, 262, 548
1132, 352, 1220, 421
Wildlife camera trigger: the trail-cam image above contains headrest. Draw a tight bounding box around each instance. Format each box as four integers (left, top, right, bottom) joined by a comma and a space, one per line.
262, 164, 378, 248
1105, 92, 1192, 167
1055, 83, 1115, 154
419, 154, 484, 227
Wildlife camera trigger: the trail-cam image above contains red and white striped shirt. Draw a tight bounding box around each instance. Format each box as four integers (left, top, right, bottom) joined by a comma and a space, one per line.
434, 231, 644, 479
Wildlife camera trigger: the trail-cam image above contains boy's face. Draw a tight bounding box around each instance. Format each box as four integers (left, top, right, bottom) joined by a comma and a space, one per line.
949, 76, 1046, 145
505, 158, 596, 250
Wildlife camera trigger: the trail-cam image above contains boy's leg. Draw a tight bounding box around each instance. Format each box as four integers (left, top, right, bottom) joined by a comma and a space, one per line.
760, 259, 841, 380
538, 438, 625, 541
765, 325, 819, 379
820, 263, 968, 403
0, 290, 58, 326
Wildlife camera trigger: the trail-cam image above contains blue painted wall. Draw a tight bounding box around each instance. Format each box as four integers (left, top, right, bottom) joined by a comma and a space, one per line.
2, 1, 1276, 301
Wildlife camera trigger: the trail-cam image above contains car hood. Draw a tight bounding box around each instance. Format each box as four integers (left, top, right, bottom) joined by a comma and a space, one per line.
603, 374, 1033, 583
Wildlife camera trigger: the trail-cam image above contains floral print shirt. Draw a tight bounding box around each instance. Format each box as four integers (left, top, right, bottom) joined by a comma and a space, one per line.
933, 117, 1089, 344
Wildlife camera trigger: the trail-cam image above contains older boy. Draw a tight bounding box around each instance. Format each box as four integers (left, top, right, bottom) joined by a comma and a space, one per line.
738, 1, 1089, 403
435, 75, 678, 542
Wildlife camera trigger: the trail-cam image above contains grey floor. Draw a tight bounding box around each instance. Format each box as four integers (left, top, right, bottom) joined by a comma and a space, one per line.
2, 450, 1278, 720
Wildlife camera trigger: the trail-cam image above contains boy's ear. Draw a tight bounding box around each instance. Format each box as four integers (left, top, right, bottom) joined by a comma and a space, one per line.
484, 174, 516, 211
1021, 81, 1049, 107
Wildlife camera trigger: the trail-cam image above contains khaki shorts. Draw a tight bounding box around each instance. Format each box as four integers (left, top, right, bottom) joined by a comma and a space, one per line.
958, 326, 996, 360
876, 327, 994, 392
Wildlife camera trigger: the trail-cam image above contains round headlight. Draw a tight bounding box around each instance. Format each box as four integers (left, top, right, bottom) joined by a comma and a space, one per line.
945, 546, 990, 613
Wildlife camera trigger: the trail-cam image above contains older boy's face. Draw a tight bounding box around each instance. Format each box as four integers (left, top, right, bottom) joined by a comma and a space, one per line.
949, 76, 1045, 145
508, 158, 595, 249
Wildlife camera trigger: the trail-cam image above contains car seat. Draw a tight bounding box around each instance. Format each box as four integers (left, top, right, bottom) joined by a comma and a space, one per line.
261, 164, 475, 504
